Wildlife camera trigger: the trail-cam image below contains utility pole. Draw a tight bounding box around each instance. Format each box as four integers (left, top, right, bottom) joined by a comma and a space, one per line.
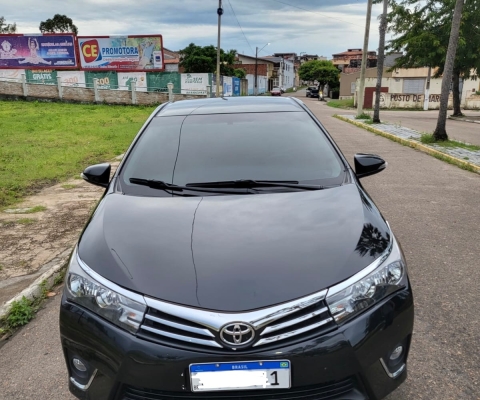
255, 47, 258, 96
373, 0, 388, 123
423, 66, 432, 111
254, 43, 269, 96
357, 0, 373, 117
216, 0, 223, 97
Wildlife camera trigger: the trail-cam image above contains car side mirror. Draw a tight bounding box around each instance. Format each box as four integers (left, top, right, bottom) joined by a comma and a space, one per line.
81, 163, 111, 188
354, 154, 387, 178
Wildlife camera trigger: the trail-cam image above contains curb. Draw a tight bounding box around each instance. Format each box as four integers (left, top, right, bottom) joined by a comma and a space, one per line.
334, 115, 480, 174
0, 247, 73, 321
448, 116, 480, 124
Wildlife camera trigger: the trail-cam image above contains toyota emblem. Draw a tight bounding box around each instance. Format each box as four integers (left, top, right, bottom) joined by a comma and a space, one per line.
220, 323, 255, 347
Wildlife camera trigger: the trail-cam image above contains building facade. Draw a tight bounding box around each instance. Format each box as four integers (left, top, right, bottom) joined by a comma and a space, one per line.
332, 49, 377, 73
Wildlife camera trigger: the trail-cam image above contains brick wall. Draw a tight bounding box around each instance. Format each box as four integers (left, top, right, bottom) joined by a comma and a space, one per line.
63, 87, 95, 103
233, 64, 267, 76
27, 84, 58, 99
0, 81, 204, 105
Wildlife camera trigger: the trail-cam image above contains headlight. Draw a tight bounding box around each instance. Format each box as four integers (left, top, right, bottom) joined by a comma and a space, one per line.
326, 234, 407, 324
65, 248, 146, 334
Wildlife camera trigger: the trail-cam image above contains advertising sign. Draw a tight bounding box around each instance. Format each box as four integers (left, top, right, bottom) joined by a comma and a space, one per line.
118, 72, 147, 92
223, 76, 233, 97
78, 35, 164, 71
25, 69, 57, 85
232, 77, 240, 96
0, 68, 24, 81
147, 72, 180, 93
57, 71, 86, 88
85, 71, 118, 90
181, 73, 210, 95
0, 34, 77, 69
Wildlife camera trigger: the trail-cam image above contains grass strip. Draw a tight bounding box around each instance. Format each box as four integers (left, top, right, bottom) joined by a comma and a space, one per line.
0, 100, 156, 208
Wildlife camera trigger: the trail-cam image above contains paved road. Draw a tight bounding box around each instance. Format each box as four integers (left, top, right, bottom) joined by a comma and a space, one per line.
1, 94, 479, 399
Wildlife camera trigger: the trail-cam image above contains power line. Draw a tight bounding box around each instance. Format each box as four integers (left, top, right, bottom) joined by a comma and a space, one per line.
266, 0, 366, 28
227, 0, 255, 54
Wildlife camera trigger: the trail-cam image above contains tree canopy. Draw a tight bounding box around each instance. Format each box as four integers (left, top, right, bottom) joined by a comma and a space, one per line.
386, 0, 480, 115
39, 14, 78, 35
179, 43, 244, 77
0, 16, 16, 33
298, 60, 339, 88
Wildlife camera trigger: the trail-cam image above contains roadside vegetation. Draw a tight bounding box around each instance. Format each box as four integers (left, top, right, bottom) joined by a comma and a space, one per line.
420, 134, 480, 151
0, 100, 156, 208
327, 98, 354, 109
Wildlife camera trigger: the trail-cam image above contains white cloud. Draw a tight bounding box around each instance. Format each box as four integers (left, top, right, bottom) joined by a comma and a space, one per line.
2, 0, 390, 58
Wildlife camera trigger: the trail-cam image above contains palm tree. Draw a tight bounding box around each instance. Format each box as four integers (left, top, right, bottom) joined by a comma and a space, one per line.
433, 0, 465, 141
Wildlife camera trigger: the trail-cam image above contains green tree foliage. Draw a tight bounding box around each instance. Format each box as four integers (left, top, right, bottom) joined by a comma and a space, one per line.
298, 60, 339, 89
179, 43, 239, 76
387, 0, 480, 117
39, 14, 78, 35
0, 16, 16, 33
233, 68, 246, 79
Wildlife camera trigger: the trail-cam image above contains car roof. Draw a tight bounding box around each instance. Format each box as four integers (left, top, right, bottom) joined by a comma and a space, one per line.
156, 96, 305, 116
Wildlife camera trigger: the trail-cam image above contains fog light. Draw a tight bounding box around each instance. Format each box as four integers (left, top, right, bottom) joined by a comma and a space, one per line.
72, 358, 87, 372
390, 346, 403, 361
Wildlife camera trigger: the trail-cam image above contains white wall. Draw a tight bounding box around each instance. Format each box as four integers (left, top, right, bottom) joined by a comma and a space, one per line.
281, 59, 295, 89
246, 74, 267, 95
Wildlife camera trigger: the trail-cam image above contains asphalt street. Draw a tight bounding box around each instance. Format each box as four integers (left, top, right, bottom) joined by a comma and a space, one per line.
0, 93, 479, 399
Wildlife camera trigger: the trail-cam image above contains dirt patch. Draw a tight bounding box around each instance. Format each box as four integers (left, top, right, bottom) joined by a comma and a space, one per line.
0, 162, 120, 307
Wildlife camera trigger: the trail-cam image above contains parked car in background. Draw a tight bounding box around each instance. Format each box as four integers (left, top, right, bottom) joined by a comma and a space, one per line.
306, 86, 319, 98
60, 97, 414, 400
270, 87, 282, 96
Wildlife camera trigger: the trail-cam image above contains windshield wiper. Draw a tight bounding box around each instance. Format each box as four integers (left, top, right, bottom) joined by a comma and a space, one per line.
186, 179, 326, 190
130, 178, 185, 191
129, 178, 252, 194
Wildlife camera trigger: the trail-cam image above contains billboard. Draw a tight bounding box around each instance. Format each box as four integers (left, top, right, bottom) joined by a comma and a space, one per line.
85, 71, 118, 90
57, 71, 86, 88
0, 68, 24, 81
118, 72, 147, 92
25, 69, 57, 85
78, 35, 164, 71
181, 73, 211, 95
0, 34, 77, 69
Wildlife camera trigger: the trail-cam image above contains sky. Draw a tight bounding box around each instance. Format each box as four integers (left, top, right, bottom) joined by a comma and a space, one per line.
2, 0, 390, 59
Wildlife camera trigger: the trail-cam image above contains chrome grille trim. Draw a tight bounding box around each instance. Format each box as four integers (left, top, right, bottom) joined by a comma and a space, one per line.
261, 307, 328, 336
140, 325, 223, 348
144, 314, 214, 338
254, 317, 334, 347
143, 289, 328, 332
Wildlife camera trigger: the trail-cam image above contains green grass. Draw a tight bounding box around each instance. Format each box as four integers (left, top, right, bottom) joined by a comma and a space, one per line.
420, 134, 480, 151
17, 218, 36, 225
355, 112, 372, 120
5, 297, 34, 328
286, 86, 306, 93
0, 100, 156, 207
327, 98, 354, 109
62, 184, 77, 190
22, 205, 46, 213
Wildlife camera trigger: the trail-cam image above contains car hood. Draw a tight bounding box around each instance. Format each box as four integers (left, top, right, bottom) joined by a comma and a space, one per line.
78, 184, 391, 311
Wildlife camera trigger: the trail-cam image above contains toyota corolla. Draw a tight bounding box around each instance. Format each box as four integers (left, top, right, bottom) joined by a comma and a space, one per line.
60, 96, 414, 400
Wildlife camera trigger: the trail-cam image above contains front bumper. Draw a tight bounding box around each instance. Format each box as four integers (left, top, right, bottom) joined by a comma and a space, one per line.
60, 286, 414, 400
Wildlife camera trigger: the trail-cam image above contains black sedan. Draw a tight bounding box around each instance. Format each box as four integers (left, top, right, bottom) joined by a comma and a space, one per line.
60, 97, 414, 400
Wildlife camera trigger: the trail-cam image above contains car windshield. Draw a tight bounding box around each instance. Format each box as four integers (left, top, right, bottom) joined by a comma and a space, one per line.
120, 112, 345, 196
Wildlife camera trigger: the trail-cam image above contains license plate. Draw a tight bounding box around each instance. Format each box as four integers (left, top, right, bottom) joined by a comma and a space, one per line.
190, 360, 291, 392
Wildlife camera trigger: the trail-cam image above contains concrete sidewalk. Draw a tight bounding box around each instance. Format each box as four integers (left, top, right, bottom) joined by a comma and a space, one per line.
336, 114, 480, 171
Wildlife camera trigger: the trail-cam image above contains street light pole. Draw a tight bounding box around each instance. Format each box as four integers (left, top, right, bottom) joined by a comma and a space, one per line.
357, 0, 373, 116
255, 42, 270, 96
216, 0, 223, 97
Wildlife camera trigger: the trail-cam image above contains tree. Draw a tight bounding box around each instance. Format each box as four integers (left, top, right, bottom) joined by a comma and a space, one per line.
179, 43, 238, 76
373, 0, 388, 123
387, 0, 480, 120
39, 14, 78, 35
298, 60, 339, 90
0, 16, 16, 33
233, 68, 246, 79
433, 0, 465, 141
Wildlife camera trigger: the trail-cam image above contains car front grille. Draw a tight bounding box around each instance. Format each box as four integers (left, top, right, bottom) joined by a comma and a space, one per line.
121, 377, 356, 400
137, 290, 336, 353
